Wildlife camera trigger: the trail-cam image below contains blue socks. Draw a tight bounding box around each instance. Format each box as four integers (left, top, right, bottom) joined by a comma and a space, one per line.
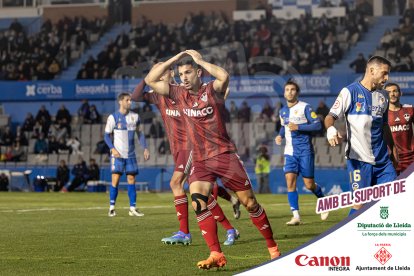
109, 185, 118, 207
287, 191, 299, 211
312, 184, 325, 198
128, 184, 137, 208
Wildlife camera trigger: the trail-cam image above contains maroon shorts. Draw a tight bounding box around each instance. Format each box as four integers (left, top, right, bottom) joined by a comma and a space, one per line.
188, 152, 252, 192
173, 150, 192, 174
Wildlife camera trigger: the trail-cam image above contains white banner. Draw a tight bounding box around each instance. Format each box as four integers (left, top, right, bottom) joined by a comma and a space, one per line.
238, 172, 414, 275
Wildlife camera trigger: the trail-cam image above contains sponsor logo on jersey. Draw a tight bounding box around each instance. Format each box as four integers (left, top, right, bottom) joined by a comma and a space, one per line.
333, 100, 340, 109
370, 105, 385, 115
295, 255, 351, 267
201, 92, 207, 102
213, 216, 220, 220
395, 117, 401, 122
404, 113, 410, 121
356, 102, 365, 112
192, 102, 198, 108
178, 164, 184, 169
245, 180, 250, 186
311, 111, 318, 119
166, 109, 180, 117
352, 182, 359, 190
357, 94, 364, 99
183, 107, 214, 117
201, 230, 207, 235
177, 212, 181, 216
390, 124, 410, 132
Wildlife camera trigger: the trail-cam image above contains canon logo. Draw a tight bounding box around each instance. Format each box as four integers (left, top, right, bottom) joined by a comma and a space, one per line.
295, 254, 350, 267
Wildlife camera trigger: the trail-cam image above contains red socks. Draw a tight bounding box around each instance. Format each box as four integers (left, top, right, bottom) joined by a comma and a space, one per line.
197, 209, 221, 252
174, 195, 189, 234
208, 198, 233, 230
249, 205, 277, 248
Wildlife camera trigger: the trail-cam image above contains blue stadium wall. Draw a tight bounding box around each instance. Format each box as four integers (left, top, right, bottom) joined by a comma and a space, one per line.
2, 74, 413, 193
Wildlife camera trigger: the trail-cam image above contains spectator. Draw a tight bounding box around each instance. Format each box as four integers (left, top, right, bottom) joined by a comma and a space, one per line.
55, 104, 72, 136
65, 157, 89, 192
58, 137, 70, 153
255, 145, 270, 193
0, 173, 9, 191
34, 133, 48, 154
11, 142, 26, 162
158, 137, 171, 155
66, 136, 82, 154
316, 100, 330, 119
31, 121, 42, 139
22, 112, 35, 132
238, 101, 251, 123
349, 53, 367, 73
88, 158, 100, 181
261, 102, 274, 122
15, 126, 28, 146
229, 101, 238, 122
271, 101, 283, 133
140, 104, 156, 124
1, 127, 14, 146
78, 99, 90, 124
55, 160, 69, 192
87, 105, 101, 124
95, 135, 110, 154
35, 105, 51, 124
48, 135, 60, 154
148, 118, 164, 138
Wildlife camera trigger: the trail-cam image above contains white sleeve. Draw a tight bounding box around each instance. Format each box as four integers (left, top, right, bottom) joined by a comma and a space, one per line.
329, 88, 351, 120
105, 115, 115, 133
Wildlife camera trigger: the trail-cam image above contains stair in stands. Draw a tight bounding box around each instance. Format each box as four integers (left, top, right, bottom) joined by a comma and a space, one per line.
58, 23, 130, 80
329, 16, 400, 74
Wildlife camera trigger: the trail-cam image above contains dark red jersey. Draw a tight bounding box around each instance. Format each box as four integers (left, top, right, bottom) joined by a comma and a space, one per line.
388, 104, 414, 172
169, 81, 236, 161
132, 80, 189, 155
144, 92, 188, 155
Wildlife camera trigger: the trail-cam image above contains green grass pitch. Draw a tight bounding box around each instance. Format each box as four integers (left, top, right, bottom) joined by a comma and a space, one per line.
0, 192, 348, 275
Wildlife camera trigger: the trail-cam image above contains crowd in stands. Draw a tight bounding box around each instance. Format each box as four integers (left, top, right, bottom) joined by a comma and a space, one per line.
376, 8, 414, 72
76, 6, 369, 79
0, 16, 109, 81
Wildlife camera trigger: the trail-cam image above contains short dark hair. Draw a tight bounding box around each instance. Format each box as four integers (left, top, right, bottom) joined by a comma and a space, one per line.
384, 82, 401, 92
117, 92, 131, 102
176, 57, 199, 69
284, 79, 301, 94
367, 55, 391, 67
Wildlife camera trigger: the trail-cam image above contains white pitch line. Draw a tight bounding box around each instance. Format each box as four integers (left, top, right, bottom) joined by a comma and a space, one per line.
0, 202, 316, 213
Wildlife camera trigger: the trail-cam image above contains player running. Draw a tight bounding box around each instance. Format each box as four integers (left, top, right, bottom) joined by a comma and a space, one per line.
275, 79, 329, 225
104, 93, 150, 217
385, 82, 414, 175
325, 56, 397, 216
132, 65, 241, 246
145, 50, 281, 270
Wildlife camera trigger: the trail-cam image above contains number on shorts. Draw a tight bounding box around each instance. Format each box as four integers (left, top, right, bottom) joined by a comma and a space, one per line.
349, 170, 361, 183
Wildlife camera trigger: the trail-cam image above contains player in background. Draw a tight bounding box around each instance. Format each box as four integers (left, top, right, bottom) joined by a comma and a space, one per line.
145, 50, 281, 270
385, 82, 414, 175
275, 80, 329, 225
132, 65, 240, 246
325, 56, 397, 216
104, 93, 150, 217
